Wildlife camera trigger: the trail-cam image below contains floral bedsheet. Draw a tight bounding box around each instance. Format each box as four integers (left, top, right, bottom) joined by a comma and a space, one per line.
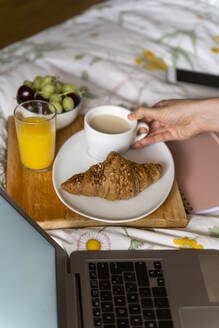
0, 0, 219, 252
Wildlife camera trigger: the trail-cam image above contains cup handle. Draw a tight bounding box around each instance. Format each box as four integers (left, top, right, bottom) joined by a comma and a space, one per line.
134, 122, 150, 142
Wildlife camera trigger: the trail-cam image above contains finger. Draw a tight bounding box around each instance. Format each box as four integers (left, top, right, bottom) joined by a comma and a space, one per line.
137, 127, 149, 134
139, 117, 155, 124
149, 127, 169, 136
131, 131, 175, 148
128, 107, 161, 122
152, 100, 167, 108
149, 120, 164, 132
153, 99, 176, 108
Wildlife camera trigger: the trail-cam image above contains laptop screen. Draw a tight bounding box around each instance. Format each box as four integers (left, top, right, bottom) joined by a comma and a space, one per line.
0, 193, 58, 328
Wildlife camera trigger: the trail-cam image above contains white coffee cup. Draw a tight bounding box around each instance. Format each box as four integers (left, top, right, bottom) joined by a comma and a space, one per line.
84, 105, 149, 160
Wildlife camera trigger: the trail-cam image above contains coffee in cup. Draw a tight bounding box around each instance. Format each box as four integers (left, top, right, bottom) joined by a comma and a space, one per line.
84, 105, 149, 160
89, 114, 131, 134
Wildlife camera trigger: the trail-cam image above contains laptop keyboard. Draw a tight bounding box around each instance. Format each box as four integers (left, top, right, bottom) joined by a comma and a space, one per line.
88, 260, 174, 328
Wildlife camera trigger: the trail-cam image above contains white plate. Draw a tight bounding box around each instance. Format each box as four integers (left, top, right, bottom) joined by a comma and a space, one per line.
52, 130, 174, 223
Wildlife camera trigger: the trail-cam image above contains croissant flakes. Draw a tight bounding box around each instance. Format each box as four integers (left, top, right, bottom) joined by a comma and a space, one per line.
61, 151, 162, 201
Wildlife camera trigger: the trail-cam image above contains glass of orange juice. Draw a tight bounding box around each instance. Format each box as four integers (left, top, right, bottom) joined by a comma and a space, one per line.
14, 100, 56, 172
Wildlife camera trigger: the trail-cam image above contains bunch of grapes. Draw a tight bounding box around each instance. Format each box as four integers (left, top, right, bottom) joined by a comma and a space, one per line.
16, 75, 81, 114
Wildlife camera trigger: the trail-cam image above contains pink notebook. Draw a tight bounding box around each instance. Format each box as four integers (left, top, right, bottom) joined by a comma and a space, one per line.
166, 132, 219, 214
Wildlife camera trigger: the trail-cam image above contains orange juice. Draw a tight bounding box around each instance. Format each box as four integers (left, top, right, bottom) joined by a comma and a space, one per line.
16, 117, 56, 171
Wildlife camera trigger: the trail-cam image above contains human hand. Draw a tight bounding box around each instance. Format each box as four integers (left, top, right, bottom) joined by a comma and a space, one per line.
128, 98, 219, 148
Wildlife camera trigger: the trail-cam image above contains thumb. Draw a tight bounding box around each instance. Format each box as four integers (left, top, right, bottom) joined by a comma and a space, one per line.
128, 106, 161, 122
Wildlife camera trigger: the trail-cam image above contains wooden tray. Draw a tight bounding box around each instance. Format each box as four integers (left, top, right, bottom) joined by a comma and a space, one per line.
6, 115, 188, 229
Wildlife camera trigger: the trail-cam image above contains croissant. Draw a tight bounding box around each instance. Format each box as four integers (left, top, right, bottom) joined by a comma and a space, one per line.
61, 151, 162, 201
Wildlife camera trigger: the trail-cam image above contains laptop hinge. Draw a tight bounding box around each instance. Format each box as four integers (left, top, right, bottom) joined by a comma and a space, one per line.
66, 256, 71, 274
75, 273, 84, 328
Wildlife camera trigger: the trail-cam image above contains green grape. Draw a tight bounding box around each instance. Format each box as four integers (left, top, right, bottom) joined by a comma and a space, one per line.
55, 81, 62, 93
49, 93, 62, 103
48, 103, 56, 113
41, 75, 55, 87
23, 80, 33, 88
49, 101, 63, 114
62, 83, 78, 94
63, 96, 74, 111
33, 76, 43, 90
40, 83, 56, 99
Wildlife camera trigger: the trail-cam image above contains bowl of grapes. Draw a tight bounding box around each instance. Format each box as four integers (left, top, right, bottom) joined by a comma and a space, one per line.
16, 75, 83, 130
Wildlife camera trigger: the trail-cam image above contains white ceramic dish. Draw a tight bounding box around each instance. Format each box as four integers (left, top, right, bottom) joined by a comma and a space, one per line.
16, 96, 82, 131
56, 96, 82, 130
52, 130, 175, 223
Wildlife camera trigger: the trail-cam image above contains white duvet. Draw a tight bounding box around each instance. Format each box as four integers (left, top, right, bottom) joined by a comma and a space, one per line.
0, 0, 219, 251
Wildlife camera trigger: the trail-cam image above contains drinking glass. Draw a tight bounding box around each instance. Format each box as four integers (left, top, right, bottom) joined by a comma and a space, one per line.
14, 100, 56, 172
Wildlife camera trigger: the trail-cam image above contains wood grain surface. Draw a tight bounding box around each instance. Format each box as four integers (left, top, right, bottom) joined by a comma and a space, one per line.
0, 0, 105, 49
6, 115, 188, 229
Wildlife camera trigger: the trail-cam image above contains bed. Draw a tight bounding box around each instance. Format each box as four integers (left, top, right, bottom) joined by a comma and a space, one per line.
0, 0, 219, 253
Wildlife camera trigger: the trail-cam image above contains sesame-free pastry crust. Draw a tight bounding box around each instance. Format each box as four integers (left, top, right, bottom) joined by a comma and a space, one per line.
61, 151, 162, 201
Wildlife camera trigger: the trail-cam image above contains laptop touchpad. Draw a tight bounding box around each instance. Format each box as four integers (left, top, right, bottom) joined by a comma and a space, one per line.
180, 307, 219, 328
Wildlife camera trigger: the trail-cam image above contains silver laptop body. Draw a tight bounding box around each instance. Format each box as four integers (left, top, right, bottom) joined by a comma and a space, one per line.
0, 187, 219, 328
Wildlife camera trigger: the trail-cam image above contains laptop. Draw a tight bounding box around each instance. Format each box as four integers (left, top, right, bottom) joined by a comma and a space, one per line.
0, 187, 219, 328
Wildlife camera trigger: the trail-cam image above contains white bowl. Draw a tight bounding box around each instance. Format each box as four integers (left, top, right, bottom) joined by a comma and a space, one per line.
56, 96, 82, 130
